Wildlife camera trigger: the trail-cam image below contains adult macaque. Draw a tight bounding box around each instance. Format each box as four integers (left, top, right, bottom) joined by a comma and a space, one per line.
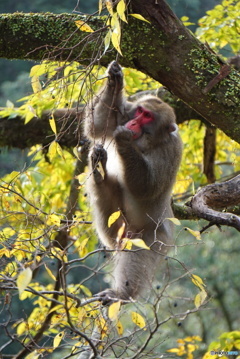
84, 61, 182, 304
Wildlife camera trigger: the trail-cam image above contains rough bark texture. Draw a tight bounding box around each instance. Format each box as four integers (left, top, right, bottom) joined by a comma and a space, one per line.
189, 175, 240, 231
0, 1, 239, 143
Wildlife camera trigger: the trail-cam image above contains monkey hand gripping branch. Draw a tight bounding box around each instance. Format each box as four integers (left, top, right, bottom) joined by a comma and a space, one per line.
84, 61, 182, 305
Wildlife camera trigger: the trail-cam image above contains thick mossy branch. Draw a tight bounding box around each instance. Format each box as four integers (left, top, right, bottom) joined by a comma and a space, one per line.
0, 5, 239, 143
0, 13, 105, 62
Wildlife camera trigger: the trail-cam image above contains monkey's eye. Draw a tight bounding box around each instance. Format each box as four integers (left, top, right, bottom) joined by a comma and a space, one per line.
137, 106, 143, 113
145, 112, 152, 118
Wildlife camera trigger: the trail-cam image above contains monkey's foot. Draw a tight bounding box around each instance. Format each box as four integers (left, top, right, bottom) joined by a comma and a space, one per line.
94, 289, 131, 306
108, 61, 123, 89
91, 145, 107, 184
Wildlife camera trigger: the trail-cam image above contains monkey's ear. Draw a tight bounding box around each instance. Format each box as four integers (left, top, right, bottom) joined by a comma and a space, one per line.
168, 123, 178, 136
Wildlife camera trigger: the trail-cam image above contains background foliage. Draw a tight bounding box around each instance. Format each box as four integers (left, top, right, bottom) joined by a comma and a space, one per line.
0, 0, 239, 358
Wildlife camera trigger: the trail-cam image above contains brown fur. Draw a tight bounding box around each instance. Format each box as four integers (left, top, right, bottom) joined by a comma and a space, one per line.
84, 61, 182, 304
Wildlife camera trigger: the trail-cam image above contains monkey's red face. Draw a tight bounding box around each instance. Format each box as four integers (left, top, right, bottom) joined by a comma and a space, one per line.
125, 106, 155, 139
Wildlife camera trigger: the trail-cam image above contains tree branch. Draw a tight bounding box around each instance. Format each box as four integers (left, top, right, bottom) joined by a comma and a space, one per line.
0, 4, 239, 143
0, 89, 204, 149
188, 175, 240, 231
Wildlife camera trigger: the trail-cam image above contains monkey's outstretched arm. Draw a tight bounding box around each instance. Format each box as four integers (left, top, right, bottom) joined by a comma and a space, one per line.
85, 61, 127, 140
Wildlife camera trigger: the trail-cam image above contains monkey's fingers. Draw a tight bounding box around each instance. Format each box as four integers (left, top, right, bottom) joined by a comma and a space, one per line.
93, 289, 120, 306
91, 145, 107, 169
108, 61, 123, 88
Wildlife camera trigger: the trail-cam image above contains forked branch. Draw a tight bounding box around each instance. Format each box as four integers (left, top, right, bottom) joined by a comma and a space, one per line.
188, 175, 240, 231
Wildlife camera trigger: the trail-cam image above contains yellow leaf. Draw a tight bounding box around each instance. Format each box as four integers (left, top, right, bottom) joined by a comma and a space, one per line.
117, 0, 127, 23
25, 351, 40, 359
167, 217, 181, 226
103, 30, 111, 55
191, 274, 206, 291
129, 238, 150, 250
122, 238, 132, 250
185, 227, 201, 240
6, 100, 14, 108
76, 173, 87, 186
30, 64, 47, 78
53, 331, 64, 348
108, 211, 121, 227
55, 142, 65, 160
31, 75, 42, 93
17, 267, 32, 297
194, 290, 207, 308
48, 141, 65, 160
73, 146, 81, 160
48, 304, 64, 315
111, 12, 121, 32
130, 13, 150, 23
72, 341, 82, 353
131, 311, 146, 328
51, 247, 68, 262
47, 214, 61, 227
49, 116, 57, 135
25, 105, 36, 124
111, 32, 122, 55
105, 0, 113, 15
108, 301, 121, 321
116, 222, 126, 242
78, 237, 89, 257
116, 320, 123, 335
75, 20, 94, 33
44, 264, 56, 281
6, 171, 20, 182
167, 348, 181, 354
80, 284, 92, 297
48, 141, 58, 160
98, 0, 103, 14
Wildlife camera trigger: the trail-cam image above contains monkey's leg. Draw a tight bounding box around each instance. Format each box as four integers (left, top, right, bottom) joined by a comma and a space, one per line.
95, 247, 161, 305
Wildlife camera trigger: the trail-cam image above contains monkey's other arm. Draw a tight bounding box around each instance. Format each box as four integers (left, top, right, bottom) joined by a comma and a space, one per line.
87, 144, 123, 249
